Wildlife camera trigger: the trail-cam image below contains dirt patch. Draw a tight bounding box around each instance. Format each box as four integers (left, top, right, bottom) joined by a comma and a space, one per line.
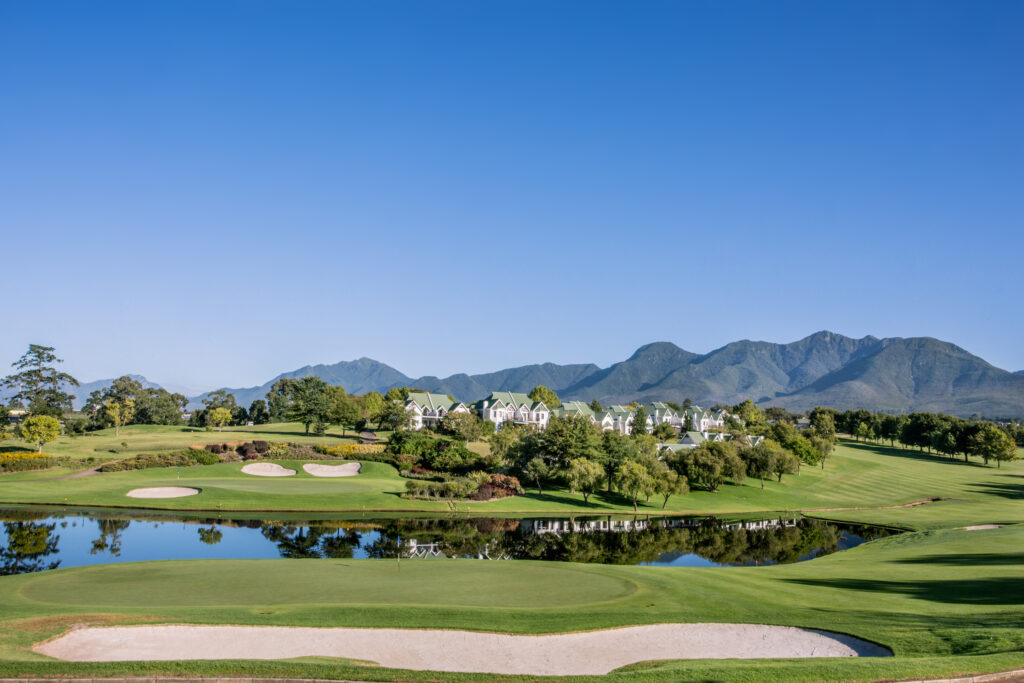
34, 623, 891, 675
240, 463, 295, 477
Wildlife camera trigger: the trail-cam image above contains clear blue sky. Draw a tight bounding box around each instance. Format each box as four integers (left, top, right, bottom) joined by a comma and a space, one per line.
2, 1, 1022, 393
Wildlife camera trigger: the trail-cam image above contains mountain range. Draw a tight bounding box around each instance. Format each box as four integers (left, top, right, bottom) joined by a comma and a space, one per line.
190, 332, 1024, 418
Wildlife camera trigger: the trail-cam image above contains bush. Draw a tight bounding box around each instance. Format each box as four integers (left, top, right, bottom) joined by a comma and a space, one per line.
471, 483, 495, 501
0, 452, 68, 473
252, 440, 270, 453
205, 444, 224, 454
99, 449, 221, 472
237, 442, 256, 457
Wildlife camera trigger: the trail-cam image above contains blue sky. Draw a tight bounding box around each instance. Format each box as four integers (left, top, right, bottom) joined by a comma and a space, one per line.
1, 1, 1022, 392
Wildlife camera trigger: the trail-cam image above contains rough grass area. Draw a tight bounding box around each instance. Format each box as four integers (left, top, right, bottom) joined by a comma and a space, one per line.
0, 525, 1021, 681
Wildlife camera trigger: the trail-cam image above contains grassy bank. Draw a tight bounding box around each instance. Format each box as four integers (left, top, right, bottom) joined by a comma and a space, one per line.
0, 525, 1020, 681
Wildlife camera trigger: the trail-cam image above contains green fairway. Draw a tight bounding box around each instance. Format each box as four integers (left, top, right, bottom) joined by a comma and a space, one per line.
1, 437, 1021, 524
0, 422, 363, 462
0, 525, 1021, 681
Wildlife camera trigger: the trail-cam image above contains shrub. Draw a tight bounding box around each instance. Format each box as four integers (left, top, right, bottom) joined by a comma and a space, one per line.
267, 443, 291, 458
205, 444, 224, 454
99, 449, 221, 472
471, 483, 495, 501
237, 442, 256, 457
0, 452, 67, 473
252, 440, 270, 453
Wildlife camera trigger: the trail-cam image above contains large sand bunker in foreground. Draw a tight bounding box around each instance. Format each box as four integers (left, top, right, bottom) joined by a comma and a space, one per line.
35, 624, 891, 675
240, 463, 295, 477
302, 462, 361, 477
125, 487, 199, 499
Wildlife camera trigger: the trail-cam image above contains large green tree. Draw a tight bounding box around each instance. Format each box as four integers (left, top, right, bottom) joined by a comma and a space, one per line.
970, 424, 1018, 468
527, 385, 561, 409
19, 415, 61, 453
285, 376, 332, 435
2, 345, 79, 417
563, 457, 604, 503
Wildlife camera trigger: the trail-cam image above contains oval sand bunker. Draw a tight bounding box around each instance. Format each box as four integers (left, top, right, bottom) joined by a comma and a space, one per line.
125, 487, 199, 499
303, 462, 361, 477
34, 624, 891, 675
241, 463, 295, 477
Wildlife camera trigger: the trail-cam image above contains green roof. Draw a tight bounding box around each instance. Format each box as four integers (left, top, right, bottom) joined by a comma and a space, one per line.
406, 392, 459, 412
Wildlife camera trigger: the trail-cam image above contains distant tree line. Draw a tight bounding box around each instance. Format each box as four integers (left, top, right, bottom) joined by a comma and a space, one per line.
813, 408, 1019, 468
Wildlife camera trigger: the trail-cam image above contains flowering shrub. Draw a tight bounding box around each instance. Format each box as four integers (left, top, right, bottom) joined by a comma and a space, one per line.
0, 452, 61, 472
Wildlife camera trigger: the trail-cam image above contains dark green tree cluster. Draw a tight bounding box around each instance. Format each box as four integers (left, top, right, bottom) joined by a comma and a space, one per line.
815, 408, 1019, 468
83, 376, 188, 429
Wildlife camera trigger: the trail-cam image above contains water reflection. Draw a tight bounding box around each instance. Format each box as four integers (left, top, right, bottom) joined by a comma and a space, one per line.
0, 521, 61, 575
0, 508, 895, 575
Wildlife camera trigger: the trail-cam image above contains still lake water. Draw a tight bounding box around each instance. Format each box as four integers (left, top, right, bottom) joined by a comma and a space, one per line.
0, 508, 895, 576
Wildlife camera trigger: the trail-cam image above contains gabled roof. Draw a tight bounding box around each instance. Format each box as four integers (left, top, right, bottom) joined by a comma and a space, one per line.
481, 391, 533, 410
559, 401, 595, 418
406, 392, 459, 413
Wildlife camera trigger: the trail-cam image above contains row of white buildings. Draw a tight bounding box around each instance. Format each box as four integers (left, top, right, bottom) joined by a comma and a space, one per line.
404, 391, 732, 439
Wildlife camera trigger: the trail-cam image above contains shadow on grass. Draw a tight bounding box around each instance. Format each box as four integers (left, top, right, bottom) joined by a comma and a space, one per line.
969, 479, 1024, 500
842, 440, 990, 468
893, 553, 1024, 566
0, 446, 37, 454
784, 577, 1024, 605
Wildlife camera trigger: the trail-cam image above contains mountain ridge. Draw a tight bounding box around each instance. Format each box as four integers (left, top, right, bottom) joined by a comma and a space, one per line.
183, 332, 1024, 418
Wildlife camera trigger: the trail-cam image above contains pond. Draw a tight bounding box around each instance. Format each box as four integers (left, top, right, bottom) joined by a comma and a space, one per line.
0, 508, 896, 575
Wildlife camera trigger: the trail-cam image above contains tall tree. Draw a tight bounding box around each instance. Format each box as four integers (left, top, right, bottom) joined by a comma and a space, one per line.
970, 424, 1018, 468
207, 407, 232, 431
265, 378, 296, 422
285, 376, 332, 435
563, 457, 604, 503
528, 385, 561, 409
631, 407, 649, 436
2, 345, 79, 417
248, 399, 270, 425
104, 398, 135, 437
617, 460, 655, 512
327, 389, 360, 435
655, 469, 688, 508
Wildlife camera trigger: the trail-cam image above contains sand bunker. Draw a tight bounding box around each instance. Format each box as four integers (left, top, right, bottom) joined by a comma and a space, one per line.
302, 462, 361, 477
35, 624, 891, 675
125, 487, 199, 499
963, 524, 1003, 531
240, 463, 295, 477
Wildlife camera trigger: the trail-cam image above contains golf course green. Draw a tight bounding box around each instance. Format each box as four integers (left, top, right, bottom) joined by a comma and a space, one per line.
0, 435, 1022, 681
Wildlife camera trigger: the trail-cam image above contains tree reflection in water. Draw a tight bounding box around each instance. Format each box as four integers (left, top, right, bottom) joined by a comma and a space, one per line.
0, 521, 61, 575
359, 516, 887, 566
90, 519, 131, 556
260, 524, 362, 559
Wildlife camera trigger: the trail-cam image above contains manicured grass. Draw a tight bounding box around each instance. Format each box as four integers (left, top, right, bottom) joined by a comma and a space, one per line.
1, 437, 1020, 524
0, 525, 1021, 681
0, 422, 362, 463
2, 437, 1022, 681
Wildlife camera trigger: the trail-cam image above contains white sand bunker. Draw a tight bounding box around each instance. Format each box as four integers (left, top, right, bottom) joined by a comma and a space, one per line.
35, 624, 891, 675
303, 462, 361, 477
241, 463, 295, 477
963, 524, 1003, 531
125, 487, 199, 499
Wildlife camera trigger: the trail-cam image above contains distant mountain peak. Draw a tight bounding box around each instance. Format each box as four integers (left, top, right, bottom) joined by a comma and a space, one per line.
185, 333, 1024, 418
